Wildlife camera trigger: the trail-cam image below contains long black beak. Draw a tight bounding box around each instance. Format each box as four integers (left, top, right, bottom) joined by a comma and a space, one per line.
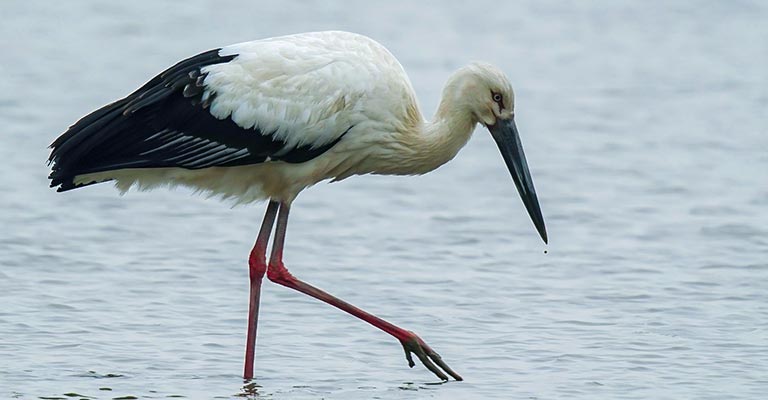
487, 117, 548, 244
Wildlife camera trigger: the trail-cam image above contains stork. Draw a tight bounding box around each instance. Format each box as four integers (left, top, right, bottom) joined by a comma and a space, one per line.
48, 31, 547, 382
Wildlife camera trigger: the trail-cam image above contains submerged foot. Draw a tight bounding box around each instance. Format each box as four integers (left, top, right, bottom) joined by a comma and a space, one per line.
400, 332, 463, 381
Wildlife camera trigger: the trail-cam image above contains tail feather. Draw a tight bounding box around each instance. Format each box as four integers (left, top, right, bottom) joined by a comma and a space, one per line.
48, 99, 130, 191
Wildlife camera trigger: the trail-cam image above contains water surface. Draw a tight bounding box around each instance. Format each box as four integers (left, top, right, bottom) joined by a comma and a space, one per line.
1, 1, 767, 399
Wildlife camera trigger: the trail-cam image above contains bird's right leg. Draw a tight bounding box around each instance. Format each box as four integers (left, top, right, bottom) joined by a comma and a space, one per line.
265, 202, 462, 381
243, 200, 279, 380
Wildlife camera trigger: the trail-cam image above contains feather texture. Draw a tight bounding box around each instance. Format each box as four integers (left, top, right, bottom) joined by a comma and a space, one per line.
48, 31, 490, 203
48, 45, 351, 192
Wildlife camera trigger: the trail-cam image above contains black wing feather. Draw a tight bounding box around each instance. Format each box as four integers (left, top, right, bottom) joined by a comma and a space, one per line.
48, 48, 347, 192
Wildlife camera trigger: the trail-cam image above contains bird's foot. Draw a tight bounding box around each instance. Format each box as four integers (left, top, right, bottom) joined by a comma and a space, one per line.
399, 331, 463, 381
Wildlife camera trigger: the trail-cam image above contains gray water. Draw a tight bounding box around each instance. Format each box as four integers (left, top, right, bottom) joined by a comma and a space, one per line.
1, 1, 767, 399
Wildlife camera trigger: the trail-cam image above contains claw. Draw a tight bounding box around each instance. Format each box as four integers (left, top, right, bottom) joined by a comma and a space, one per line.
399, 333, 463, 381
403, 346, 416, 368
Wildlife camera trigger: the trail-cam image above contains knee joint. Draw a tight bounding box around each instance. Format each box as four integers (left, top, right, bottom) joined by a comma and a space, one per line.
248, 254, 267, 280
266, 262, 296, 285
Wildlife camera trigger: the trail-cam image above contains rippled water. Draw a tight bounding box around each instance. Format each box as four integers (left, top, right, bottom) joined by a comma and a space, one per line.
2, 1, 767, 399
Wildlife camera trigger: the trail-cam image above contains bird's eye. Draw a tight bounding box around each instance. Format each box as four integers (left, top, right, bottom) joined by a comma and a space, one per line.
492, 93, 503, 103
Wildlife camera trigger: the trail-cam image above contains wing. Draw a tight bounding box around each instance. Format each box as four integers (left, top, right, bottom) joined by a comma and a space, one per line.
48, 34, 377, 192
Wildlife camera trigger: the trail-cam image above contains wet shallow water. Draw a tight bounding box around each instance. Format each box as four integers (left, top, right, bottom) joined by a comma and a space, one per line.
1, 1, 767, 399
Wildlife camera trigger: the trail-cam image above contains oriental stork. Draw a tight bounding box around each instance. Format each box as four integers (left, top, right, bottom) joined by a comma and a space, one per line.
48, 31, 547, 382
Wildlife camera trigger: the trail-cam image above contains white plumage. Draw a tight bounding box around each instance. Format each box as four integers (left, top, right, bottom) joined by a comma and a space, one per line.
209, 32, 408, 148
48, 31, 547, 382
60, 31, 425, 203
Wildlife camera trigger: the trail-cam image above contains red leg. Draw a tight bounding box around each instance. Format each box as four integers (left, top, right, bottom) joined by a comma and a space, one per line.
266, 202, 462, 381
243, 200, 279, 380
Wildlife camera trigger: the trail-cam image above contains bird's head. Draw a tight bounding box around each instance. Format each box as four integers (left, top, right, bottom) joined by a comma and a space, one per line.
446, 63, 548, 244
453, 62, 516, 126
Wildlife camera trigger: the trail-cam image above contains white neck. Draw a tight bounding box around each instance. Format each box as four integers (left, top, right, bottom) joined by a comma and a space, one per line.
390, 88, 477, 175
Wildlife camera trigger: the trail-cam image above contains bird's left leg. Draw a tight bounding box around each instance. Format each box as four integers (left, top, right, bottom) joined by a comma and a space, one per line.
243, 200, 279, 380
265, 202, 462, 381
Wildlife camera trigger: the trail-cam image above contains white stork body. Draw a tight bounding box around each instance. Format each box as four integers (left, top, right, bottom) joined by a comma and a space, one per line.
65, 31, 473, 204
49, 31, 547, 382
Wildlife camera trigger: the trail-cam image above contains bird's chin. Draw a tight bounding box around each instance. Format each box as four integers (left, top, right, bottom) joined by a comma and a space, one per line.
482, 116, 501, 129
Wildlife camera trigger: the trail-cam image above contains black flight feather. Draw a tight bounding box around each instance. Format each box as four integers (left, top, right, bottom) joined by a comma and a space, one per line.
48, 48, 347, 192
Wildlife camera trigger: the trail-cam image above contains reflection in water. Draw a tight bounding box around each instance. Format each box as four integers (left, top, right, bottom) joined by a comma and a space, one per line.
235, 381, 262, 398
